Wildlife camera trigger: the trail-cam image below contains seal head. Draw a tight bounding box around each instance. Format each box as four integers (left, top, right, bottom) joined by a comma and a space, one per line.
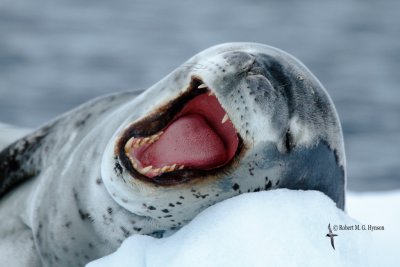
102, 43, 346, 231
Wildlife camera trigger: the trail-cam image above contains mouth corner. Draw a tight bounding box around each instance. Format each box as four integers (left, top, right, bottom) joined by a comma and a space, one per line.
116, 76, 243, 185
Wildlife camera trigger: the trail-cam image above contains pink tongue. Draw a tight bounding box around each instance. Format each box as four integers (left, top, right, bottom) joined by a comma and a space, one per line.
139, 114, 227, 169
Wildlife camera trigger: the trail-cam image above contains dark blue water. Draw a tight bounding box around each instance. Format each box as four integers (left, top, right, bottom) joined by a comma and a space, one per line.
0, 0, 399, 191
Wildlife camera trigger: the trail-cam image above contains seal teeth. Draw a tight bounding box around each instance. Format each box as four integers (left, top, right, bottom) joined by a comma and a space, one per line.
152, 131, 163, 141
221, 113, 229, 124
134, 139, 141, 148
160, 166, 170, 173
170, 164, 177, 171
124, 137, 134, 152
198, 83, 207, 89
208, 91, 215, 96
141, 165, 153, 174
132, 161, 139, 169
128, 161, 186, 176
151, 164, 177, 173
127, 131, 165, 151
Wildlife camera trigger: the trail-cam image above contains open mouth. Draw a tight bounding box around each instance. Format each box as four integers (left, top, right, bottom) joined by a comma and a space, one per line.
117, 77, 242, 185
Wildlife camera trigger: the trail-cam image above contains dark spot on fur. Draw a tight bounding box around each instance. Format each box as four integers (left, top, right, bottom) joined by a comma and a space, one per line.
161, 209, 169, 213
176, 202, 182, 205
232, 183, 240, 191
148, 206, 156, 210
72, 188, 79, 201
133, 227, 142, 232
169, 203, 175, 207
179, 196, 184, 199
96, 177, 103, 185
78, 209, 91, 221
65, 221, 72, 228
88, 242, 94, 249
150, 230, 165, 238
114, 162, 123, 176
120, 226, 131, 238
107, 207, 113, 215
75, 113, 92, 127
164, 215, 173, 218
248, 167, 254, 176
265, 180, 272, 190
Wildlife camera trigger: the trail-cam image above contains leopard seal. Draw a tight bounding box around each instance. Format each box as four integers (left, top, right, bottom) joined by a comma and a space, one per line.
0, 42, 345, 266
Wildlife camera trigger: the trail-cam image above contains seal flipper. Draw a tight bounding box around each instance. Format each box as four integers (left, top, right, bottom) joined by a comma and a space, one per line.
0, 125, 51, 199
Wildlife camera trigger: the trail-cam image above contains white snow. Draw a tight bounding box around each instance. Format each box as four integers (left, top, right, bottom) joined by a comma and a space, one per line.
87, 189, 399, 267
1, 123, 396, 267
347, 191, 400, 267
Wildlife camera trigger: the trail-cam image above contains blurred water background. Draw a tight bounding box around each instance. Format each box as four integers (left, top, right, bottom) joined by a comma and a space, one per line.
0, 0, 399, 191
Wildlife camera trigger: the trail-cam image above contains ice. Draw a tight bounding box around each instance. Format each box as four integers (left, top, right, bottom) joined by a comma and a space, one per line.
87, 189, 376, 267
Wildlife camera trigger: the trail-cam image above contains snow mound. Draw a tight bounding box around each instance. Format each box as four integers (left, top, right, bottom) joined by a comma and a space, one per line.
347, 191, 400, 267
87, 189, 371, 267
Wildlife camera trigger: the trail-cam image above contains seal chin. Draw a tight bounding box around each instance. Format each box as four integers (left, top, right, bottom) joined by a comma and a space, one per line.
117, 77, 243, 185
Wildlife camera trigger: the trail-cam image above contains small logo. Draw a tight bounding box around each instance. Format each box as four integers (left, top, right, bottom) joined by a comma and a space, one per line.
326, 223, 338, 250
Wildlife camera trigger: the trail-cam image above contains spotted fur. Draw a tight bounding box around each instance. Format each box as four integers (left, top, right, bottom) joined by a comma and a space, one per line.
0, 43, 345, 266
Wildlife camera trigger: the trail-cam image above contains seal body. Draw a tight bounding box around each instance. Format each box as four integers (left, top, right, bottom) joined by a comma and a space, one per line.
0, 43, 345, 266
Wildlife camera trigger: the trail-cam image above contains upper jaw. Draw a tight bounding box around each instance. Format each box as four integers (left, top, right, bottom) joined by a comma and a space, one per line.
115, 76, 244, 186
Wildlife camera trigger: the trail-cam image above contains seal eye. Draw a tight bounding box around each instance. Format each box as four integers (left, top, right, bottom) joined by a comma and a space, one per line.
284, 129, 294, 153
